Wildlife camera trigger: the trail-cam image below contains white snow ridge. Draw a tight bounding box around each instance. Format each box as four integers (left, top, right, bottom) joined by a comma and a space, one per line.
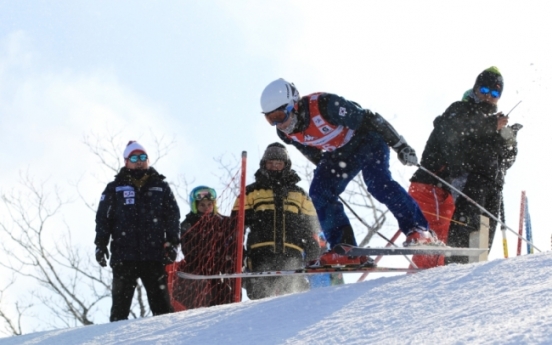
2, 252, 552, 345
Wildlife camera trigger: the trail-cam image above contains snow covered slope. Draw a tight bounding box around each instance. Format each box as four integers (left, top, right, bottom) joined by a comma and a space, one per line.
2, 252, 552, 345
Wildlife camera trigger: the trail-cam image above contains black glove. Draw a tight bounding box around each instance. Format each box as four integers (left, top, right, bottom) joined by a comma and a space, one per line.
510, 123, 523, 133
163, 243, 178, 265
95, 245, 109, 267
392, 136, 418, 166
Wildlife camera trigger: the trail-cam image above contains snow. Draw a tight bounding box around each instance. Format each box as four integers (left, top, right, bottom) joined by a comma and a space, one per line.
2, 252, 552, 344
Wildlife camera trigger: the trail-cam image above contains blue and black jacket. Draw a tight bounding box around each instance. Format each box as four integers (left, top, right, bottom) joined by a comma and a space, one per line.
94, 167, 180, 265
277, 93, 404, 164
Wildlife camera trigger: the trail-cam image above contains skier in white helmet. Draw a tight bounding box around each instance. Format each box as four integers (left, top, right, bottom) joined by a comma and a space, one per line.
260, 78, 443, 267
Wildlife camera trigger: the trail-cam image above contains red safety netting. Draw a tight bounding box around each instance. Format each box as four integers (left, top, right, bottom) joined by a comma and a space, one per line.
166, 153, 246, 311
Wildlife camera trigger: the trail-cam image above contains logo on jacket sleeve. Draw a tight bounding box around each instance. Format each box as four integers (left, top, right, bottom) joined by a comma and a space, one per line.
320, 125, 332, 133
124, 198, 135, 205
123, 191, 135, 198
338, 107, 347, 117
312, 115, 325, 126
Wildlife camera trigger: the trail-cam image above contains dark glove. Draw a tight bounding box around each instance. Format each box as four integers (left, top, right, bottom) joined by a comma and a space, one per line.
392, 136, 418, 166
95, 245, 109, 267
163, 243, 178, 265
510, 123, 523, 133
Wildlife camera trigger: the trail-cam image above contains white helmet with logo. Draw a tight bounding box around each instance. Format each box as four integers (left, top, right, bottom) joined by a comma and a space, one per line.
260, 78, 300, 113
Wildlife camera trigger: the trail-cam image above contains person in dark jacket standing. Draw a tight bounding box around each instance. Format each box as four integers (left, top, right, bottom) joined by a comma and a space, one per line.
445, 67, 520, 264
233, 143, 320, 299
94, 140, 181, 322
259, 79, 442, 267
409, 67, 520, 266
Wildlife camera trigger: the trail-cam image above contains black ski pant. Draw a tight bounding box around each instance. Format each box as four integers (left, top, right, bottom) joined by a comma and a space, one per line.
110, 261, 173, 322
446, 173, 501, 265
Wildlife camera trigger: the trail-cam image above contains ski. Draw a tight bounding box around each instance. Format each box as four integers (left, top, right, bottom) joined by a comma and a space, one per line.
333, 244, 487, 257
177, 266, 420, 280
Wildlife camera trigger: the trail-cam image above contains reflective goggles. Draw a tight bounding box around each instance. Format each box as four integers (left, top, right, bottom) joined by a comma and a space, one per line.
479, 86, 501, 98
128, 153, 148, 163
193, 188, 217, 201
264, 102, 295, 126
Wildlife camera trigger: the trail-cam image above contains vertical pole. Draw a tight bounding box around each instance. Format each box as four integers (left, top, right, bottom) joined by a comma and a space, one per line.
501, 229, 509, 258
525, 197, 533, 254
500, 198, 508, 258
469, 216, 489, 263
234, 151, 247, 303
517, 191, 526, 256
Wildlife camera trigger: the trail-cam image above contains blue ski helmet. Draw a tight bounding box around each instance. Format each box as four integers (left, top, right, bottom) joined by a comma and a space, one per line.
189, 186, 217, 214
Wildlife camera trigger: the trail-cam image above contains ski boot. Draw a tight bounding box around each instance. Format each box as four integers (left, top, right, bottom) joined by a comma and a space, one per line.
307, 246, 376, 268
403, 227, 445, 247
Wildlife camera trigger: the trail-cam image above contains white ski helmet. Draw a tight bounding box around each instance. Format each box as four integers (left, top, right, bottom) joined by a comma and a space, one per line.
260, 78, 300, 114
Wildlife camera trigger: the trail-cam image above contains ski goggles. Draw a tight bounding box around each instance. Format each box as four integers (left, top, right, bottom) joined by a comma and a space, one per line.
192, 187, 217, 201
479, 86, 501, 98
264, 102, 295, 126
128, 153, 148, 163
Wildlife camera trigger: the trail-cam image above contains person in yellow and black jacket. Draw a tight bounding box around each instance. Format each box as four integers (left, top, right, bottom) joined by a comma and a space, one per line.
232, 142, 320, 300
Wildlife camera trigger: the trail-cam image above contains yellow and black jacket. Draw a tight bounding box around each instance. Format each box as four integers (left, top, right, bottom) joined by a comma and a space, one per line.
232, 168, 320, 271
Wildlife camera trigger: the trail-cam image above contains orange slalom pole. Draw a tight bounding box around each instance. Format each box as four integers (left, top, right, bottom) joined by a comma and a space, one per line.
234, 151, 247, 302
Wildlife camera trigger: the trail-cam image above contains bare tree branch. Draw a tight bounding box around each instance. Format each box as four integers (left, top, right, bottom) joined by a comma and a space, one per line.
0, 279, 31, 336
0, 174, 109, 328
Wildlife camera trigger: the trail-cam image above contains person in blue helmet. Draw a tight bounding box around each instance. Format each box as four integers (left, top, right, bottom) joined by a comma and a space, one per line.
259, 79, 443, 266
174, 186, 237, 309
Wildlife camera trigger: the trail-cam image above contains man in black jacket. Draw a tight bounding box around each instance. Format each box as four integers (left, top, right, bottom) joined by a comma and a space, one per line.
445, 67, 520, 264
95, 141, 180, 321
410, 67, 520, 265
233, 143, 320, 299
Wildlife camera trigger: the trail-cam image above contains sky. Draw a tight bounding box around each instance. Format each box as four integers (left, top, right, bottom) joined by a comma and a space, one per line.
0, 0, 551, 329
1, 250, 552, 344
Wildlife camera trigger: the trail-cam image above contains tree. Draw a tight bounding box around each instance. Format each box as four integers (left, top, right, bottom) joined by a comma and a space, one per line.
0, 172, 110, 333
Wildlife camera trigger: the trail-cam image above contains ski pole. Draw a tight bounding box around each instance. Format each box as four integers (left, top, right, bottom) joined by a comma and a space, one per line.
417, 164, 541, 252
505, 100, 522, 116
339, 196, 391, 244
357, 229, 403, 283
339, 196, 418, 269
